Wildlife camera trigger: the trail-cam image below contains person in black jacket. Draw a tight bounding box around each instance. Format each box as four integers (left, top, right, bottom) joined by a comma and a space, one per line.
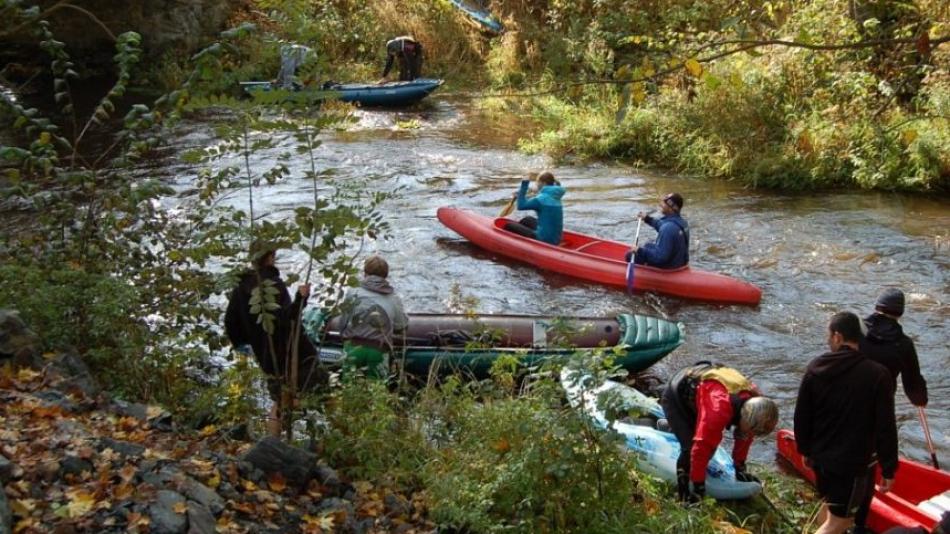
225, 240, 325, 434
793, 311, 898, 534
379, 36, 423, 82
860, 288, 928, 407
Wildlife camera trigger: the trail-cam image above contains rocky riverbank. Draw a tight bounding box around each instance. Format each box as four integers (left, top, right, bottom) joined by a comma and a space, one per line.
0, 310, 432, 534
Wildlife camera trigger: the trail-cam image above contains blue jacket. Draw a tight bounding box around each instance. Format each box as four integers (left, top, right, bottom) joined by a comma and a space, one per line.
517, 180, 565, 245
637, 213, 689, 269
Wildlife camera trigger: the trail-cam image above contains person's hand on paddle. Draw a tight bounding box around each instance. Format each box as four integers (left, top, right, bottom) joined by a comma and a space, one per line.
376, 78, 388, 85
880, 478, 894, 493
298, 283, 311, 298
637, 211, 646, 220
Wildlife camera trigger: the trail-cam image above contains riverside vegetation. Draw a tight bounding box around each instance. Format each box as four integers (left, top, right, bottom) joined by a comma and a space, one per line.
0, 1, 936, 533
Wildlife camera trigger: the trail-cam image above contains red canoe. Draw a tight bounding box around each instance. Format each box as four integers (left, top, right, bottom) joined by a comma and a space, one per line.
437, 207, 762, 306
777, 429, 950, 532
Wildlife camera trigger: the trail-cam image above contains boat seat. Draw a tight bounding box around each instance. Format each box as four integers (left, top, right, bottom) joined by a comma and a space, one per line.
573, 240, 603, 252
918, 490, 950, 517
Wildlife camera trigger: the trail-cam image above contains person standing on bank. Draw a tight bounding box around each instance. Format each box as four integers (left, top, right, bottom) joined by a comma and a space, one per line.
860, 288, 928, 406
504, 172, 565, 246
379, 36, 423, 83
661, 362, 779, 502
225, 240, 325, 435
626, 193, 689, 269
339, 255, 409, 379
793, 312, 899, 534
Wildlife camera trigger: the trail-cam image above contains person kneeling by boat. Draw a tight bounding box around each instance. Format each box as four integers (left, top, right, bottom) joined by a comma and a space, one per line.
504, 172, 565, 246
661, 361, 779, 503
626, 193, 689, 269
225, 240, 327, 436
793, 312, 898, 534
379, 36, 423, 83
339, 255, 409, 379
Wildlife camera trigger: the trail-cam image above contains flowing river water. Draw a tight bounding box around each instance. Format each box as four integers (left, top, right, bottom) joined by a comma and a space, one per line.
160, 97, 949, 467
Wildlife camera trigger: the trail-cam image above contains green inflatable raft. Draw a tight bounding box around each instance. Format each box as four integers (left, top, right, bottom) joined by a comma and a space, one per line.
303, 309, 684, 378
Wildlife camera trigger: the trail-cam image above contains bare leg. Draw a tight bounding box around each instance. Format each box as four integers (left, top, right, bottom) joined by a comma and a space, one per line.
814, 504, 854, 534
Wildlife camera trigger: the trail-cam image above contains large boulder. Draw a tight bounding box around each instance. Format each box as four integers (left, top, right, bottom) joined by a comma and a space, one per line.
241, 437, 319, 489
0, 310, 40, 366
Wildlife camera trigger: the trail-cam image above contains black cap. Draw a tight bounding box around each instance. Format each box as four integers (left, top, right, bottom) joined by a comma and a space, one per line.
875, 288, 905, 317
664, 193, 684, 212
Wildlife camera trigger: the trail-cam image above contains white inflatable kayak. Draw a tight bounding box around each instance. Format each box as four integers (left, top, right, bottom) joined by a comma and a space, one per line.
561, 369, 762, 500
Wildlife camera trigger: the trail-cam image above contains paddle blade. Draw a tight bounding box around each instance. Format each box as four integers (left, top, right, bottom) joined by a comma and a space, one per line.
626, 261, 635, 295
499, 197, 516, 217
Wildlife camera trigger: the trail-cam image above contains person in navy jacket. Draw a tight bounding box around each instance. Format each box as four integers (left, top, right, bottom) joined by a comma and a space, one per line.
626, 193, 690, 269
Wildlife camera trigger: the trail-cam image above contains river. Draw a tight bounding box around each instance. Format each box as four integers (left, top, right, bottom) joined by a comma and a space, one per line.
161, 97, 949, 467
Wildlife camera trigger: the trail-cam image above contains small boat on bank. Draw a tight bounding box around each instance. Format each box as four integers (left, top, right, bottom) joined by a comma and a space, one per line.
777, 429, 950, 532
561, 370, 762, 500
303, 310, 684, 378
437, 207, 762, 306
447, 0, 505, 35
240, 78, 444, 107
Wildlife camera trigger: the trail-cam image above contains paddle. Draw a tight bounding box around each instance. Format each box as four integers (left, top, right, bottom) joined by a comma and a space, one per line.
499, 195, 516, 217
625, 216, 643, 294
918, 406, 941, 470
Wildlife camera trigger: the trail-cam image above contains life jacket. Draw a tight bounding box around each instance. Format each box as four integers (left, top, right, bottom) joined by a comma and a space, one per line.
671, 361, 755, 428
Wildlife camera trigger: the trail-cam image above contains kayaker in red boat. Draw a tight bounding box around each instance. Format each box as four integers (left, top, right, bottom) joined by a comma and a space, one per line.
661, 361, 779, 503
339, 255, 409, 379
860, 288, 928, 406
379, 36, 423, 83
793, 312, 899, 534
626, 192, 690, 269
504, 172, 566, 246
225, 239, 327, 436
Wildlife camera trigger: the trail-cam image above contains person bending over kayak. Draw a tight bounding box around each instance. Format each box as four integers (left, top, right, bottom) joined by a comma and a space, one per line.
661, 362, 779, 502
339, 255, 409, 379
225, 240, 327, 435
379, 36, 423, 83
504, 172, 565, 246
793, 312, 898, 534
626, 192, 689, 269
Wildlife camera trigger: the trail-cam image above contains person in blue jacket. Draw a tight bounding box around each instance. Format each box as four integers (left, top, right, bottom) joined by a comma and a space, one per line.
504, 172, 565, 245
626, 192, 690, 269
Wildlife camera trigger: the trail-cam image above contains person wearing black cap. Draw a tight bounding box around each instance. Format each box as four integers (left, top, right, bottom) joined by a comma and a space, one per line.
860, 288, 928, 407
626, 192, 690, 269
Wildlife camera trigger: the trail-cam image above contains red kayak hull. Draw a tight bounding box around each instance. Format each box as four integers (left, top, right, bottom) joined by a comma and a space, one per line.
776, 429, 950, 532
437, 207, 762, 306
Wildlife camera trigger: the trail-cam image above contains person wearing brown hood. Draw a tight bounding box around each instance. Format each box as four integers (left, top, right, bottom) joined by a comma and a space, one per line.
338, 255, 409, 379
860, 288, 928, 407
793, 311, 899, 534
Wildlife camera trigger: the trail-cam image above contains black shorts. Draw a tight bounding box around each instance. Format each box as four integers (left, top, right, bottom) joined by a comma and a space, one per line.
814, 464, 876, 518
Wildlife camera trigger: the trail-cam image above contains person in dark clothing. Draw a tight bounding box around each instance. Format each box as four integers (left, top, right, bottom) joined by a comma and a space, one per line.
504, 172, 566, 246
225, 240, 326, 434
793, 311, 899, 534
626, 192, 689, 269
860, 288, 928, 407
661, 362, 779, 503
380, 36, 423, 82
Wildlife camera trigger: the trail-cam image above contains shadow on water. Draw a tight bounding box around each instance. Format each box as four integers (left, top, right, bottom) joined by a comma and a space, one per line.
155, 98, 948, 468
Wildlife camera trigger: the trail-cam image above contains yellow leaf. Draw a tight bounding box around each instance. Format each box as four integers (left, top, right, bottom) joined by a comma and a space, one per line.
901, 129, 918, 145
641, 57, 655, 78
66, 489, 96, 518
173, 502, 188, 514
145, 405, 165, 419
242, 479, 258, 492
200, 424, 217, 437
206, 471, 221, 489
10, 499, 36, 516
685, 58, 703, 77
16, 368, 40, 382
615, 64, 631, 81
38, 132, 51, 145
13, 518, 35, 533
632, 83, 647, 104
714, 520, 753, 534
